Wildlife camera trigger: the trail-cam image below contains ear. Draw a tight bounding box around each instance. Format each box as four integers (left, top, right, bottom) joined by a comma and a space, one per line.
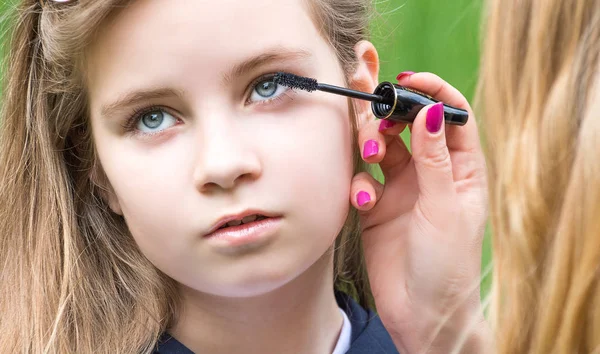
349, 40, 380, 128
90, 164, 123, 215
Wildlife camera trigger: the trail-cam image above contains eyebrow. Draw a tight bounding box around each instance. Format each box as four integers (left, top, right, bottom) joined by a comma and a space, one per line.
101, 87, 185, 118
221, 47, 312, 84
100, 47, 312, 118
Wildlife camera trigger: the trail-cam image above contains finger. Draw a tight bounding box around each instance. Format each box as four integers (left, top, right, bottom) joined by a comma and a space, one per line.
377, 134, 412, 176
350, 172, 384, 212
398, 72, 482, 154
411, 102, 455, 203
357, 117, 386, 164
377, 118, 406, 136
358, 118, 411, 170
376, 119, 412, 175
398, 71, 467, 108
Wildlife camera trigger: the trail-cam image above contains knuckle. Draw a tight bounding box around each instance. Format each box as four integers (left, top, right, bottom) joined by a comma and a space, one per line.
352, 171, 371, 184
421, 71, 440, 81
418, 144, 452, 172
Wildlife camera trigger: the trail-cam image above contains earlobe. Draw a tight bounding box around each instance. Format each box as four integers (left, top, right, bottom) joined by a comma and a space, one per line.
350, 40, 380, 127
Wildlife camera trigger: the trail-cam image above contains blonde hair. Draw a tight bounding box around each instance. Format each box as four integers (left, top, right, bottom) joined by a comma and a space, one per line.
0, 0, 374, 352
478, 0, 600, 352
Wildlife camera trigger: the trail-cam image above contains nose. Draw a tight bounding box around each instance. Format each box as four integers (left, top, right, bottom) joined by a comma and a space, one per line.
193, 121, 262, 193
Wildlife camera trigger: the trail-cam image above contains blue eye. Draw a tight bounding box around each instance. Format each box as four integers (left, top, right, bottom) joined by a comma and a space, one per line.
136, 109, 177, 133
249, 78, 289, 103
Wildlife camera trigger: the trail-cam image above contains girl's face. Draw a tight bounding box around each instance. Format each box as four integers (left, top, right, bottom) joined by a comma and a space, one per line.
86, 0, 355, 297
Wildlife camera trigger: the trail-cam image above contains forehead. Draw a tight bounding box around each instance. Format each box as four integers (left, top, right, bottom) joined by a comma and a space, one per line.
91, 0, 319, 53
86, 0, 328, 104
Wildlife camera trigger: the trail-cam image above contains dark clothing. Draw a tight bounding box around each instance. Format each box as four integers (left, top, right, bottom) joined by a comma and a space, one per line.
154, 291, 399, 354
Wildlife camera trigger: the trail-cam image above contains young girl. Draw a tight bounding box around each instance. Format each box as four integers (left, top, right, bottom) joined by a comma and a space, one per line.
0, 0, 489, 353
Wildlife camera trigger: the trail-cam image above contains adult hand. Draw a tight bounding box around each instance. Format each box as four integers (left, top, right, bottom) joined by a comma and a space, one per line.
351, 72, 490, 353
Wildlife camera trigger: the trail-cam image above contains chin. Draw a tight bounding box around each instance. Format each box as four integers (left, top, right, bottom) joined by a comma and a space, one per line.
199, 251, 329, 299
203, 271, 300, 298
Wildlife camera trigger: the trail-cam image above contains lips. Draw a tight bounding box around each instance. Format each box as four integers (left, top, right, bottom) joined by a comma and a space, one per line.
205, 210, 279, 236
217, 214, 269, 229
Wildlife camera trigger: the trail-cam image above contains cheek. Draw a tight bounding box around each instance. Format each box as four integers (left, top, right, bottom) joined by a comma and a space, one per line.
97, 143, 183, 209
259, 98, 355, 235
92, 129, 194, 250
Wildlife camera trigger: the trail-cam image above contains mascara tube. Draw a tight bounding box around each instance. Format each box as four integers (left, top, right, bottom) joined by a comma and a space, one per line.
371, 82, 468, 125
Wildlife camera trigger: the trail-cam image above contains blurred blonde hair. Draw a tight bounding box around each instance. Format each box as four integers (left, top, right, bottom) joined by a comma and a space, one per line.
0, 0, 374, 352
478, 0, 600, 352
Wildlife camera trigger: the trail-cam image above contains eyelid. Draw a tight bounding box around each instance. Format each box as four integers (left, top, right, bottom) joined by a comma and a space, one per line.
244, 73, 277, 100
243, 71, 298, 107
122, 105, 182, 136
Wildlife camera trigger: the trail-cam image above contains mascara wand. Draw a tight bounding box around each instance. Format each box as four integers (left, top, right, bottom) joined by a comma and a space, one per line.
273, 72, 468, 126
274, 72, 385, 103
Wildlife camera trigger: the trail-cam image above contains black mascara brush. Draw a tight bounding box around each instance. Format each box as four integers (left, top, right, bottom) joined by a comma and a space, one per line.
273, 72, 468, 126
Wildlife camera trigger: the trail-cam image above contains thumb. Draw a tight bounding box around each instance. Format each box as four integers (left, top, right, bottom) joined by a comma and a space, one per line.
411, 102, 456, 212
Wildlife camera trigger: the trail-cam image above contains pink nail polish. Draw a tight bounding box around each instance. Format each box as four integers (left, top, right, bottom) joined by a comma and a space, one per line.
362, 140, 379, 159
426, 102, 444, 133
396, 71, 415, 82
378, 119, 397, 132
357, 191, 371, 207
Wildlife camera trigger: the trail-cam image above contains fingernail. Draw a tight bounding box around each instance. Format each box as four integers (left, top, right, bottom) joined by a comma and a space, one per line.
396, 71, 415, 81
357, 191, 371, 207
378, 119, 397, 132
362, 139, 379, 159
426, 102, 444, 133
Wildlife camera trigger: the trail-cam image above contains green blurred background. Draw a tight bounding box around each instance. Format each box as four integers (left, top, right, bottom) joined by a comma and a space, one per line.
371, 0, 492, 300
0, 0, 492, 298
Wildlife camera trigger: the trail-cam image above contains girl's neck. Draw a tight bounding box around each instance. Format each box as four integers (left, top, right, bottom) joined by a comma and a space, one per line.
170, 252, 343, 354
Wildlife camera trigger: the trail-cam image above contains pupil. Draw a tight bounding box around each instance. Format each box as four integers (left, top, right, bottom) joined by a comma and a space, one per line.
142, 111, 163, 129
256, 80, 277, 97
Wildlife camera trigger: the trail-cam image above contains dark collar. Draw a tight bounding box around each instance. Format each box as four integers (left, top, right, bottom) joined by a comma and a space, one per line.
154, 291, 399, 354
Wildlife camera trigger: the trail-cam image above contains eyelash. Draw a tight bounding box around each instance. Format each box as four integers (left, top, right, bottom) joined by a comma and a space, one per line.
121, 105, 176, 135
244, 73, 293, 106
122, 73, 293, 135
